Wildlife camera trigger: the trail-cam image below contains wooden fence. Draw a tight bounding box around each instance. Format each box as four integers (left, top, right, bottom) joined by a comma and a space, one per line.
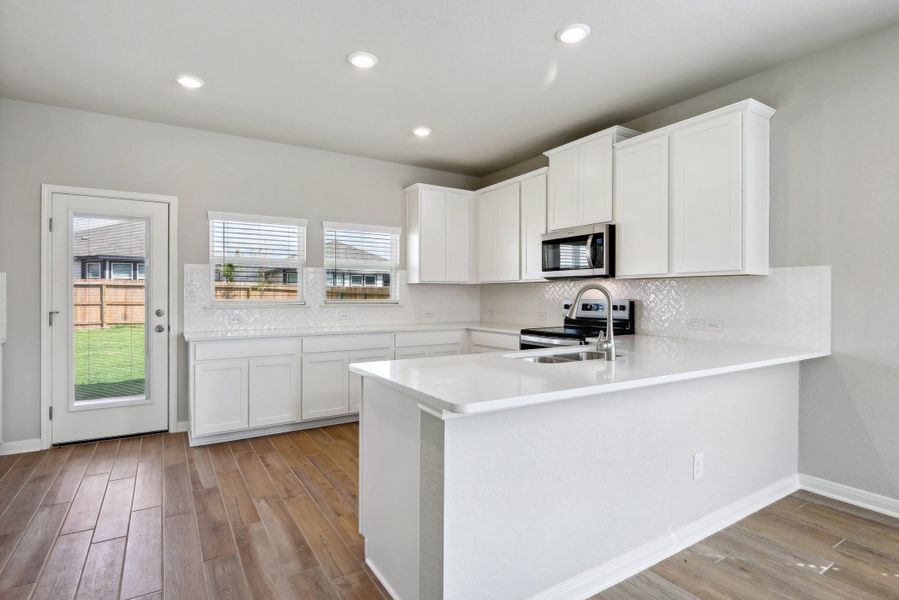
73, 280, 145, 328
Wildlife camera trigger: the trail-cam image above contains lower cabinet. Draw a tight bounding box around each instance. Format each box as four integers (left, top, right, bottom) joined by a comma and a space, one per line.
396, 343, 463, 358
348, 348, 394, 413
249, 356, 300, 428
470, 330, 520, 353
302, 351, 350, 420
194, 359, 249, 436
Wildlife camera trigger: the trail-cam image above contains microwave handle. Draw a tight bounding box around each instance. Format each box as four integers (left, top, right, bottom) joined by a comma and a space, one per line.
585, 234, 594, 269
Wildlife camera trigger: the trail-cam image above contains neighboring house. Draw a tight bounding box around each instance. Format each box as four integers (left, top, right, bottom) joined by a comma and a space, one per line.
71, 219, 146, 281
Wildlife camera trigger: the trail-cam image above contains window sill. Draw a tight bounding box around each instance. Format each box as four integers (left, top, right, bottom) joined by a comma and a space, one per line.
322, 300, 400, 306
206, 301, 306, 308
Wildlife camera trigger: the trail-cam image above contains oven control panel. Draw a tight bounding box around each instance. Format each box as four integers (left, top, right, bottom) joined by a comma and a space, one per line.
562, 299, 634, 320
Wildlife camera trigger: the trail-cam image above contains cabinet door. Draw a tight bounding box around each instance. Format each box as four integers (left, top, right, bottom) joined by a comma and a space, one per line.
249, 355, 299, 428
671, 112, 743, 274
497, 183, 521, 281
444, 191, 471, 282
429, 343, 463, 357
348, 348, 393, 413
302, 352, 350, 420
520, 173, 547, 281
476, 190, 499, 282
395, 346, 431, 359
547, 147, 579, 230
194, 359, 248, 436
419, 188, 446, 281
579, 135, 614, 224
614, 136, 670, 277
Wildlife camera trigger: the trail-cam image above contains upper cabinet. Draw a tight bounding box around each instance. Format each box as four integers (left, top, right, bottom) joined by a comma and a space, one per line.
475, 168, 548, 283
405, 184, 474, 283
614, 99, 774, 278
544, 126, 641, 231
476, 182, 521, 283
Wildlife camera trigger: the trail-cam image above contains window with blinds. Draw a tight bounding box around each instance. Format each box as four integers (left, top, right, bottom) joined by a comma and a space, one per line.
208, 212, 307, 303
323, 222, 401, 303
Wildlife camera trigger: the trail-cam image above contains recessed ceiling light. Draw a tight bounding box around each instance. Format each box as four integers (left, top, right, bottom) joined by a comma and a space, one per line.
556, 24, 591, 44
348, 51, 378, 69
412, 126, 431, 138
176, 74, 204, 89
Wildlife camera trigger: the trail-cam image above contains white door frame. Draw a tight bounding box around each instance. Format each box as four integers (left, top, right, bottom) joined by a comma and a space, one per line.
40, 184, 180, 448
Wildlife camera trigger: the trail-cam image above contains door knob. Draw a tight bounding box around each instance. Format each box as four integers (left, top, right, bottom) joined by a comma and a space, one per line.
155, 309, 165, 317
155, 325, 166, 333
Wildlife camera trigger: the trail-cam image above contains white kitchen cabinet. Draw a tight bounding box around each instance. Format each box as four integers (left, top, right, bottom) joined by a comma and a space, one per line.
519, 170, 547, 281
302, 351, 350, 420
349, 347, 393, 413
613, 99, 773, 278
405, 184, 474, 283
194, 359, 249, 436
395, 329, 464, 359
614, 136, 670, 277
476, 182, 520, 283
545, 126, 640, 230
249, 355, 299, 428
394, 346, 432, 359
470, 330, 519, 353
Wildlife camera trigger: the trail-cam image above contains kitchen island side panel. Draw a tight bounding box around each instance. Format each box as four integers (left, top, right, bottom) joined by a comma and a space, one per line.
440, 363, 799, 600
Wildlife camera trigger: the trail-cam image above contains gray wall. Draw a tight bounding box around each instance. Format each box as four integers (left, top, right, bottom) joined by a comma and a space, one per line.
479, 23, 899, 498
0, 98, 479, 440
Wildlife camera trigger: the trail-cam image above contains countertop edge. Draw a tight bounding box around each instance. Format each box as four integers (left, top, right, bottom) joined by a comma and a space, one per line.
350, 349, 829, 417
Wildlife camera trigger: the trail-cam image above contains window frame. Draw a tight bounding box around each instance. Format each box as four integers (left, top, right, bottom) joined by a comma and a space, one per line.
322, 221, 401, 304
110, 262, 133, 280
207, 211, 308, 306
85, 262, 102, 279
136, 263, 146, 280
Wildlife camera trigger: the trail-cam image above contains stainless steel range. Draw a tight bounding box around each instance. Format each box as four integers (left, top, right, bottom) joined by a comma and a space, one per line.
519, 299, 636, 349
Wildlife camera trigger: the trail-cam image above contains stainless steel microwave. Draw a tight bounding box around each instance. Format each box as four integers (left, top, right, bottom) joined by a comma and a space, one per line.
541, 224, 614, 279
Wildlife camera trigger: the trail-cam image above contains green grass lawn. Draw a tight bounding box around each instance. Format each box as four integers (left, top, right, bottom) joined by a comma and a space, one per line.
75, 325, 146, 401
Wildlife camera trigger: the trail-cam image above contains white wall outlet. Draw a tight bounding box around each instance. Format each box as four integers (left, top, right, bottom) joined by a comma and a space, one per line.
704, 319, 723, 333
423, 310, 435, 319
537, 311, 547, 322
229, 313, 243, 325
687, 318, 704, 330
338, 311, 350, 321
693, 453, 705, 480
485, 309, 495, 320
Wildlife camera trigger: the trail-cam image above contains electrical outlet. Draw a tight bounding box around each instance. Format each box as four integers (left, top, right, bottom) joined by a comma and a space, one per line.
537, 311, 547, 321
485, 309, 495, 320
423, 311, 435, 319
338, 311, 350, 321
693, 453, 704, 480
704, 319, 723, 333
687, 318, 704, 330
229, 313, 243, 325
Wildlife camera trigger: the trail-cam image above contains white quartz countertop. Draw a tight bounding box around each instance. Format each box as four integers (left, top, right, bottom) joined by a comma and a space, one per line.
183, 321, 527, 342
349, 335, 829, 416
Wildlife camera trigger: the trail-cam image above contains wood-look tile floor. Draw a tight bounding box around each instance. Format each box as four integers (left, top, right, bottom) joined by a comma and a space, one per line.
0, 424, 896, 600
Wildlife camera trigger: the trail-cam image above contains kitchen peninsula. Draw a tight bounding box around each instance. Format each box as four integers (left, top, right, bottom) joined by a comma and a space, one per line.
351, 335, 829, 600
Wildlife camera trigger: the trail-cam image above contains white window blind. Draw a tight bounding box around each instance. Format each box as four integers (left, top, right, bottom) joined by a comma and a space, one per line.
208, 212, 307, 303
323, 221, 400, 303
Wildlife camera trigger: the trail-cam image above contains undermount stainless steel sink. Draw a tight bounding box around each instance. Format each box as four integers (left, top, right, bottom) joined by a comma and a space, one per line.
519, 350, 619, 363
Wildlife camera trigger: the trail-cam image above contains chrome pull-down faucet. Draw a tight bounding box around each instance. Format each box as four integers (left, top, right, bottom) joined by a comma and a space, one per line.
566, 283, 616, 361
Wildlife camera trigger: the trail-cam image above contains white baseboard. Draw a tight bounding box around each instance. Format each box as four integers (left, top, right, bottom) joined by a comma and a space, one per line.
186, 414, 359, 447
529, 475, 800, 600
799, 473, 899, 520
0, 438, 43, 455
365, 557, 401, 600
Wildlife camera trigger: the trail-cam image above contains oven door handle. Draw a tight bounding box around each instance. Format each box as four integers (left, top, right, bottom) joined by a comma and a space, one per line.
519, 335, 584, 347
585, 234, 594, 269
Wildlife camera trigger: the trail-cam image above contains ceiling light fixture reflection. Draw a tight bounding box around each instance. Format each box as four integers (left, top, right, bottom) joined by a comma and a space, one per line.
348, 51, 378, 69
556, 24, 591, 44
176, 74, 205, 89
412, 126, 432, 138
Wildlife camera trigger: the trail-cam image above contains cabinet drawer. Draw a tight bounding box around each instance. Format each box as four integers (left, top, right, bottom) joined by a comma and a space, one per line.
470, 330, 519, 350
194, 338, 300, 361
302, 333, 393, 354
395, 330, 463, 347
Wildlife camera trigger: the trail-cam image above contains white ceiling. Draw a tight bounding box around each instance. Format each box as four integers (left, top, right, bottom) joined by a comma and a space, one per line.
2, 1, 898, 176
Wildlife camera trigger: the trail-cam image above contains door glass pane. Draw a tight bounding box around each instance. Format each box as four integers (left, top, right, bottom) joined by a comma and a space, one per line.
72, 215, 148, 402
